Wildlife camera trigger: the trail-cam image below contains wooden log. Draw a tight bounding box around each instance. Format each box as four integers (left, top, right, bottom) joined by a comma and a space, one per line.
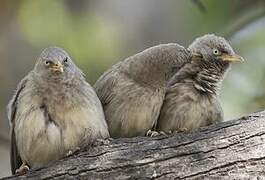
3, 111, 265, 179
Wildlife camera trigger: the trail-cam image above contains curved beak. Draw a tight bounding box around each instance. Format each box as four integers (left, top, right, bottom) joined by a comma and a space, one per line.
51, 62, 64, 73
221, 54, 244, 63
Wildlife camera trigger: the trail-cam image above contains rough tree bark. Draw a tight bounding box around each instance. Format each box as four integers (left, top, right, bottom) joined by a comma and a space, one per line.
2, 111, 265, 180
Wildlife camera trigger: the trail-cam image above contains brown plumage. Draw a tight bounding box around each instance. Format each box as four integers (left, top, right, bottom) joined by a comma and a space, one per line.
94, 44, 191, 137
94, 34, 243, 138
156, 34, 244, 133
8, 47, 109, 174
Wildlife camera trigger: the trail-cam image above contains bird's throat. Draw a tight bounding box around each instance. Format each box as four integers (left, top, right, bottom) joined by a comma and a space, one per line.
168, 59, 230, 96
194, 61, 230, 95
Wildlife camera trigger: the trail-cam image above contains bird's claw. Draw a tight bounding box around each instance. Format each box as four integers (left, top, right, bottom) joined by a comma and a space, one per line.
15, 163, 29, 175
93, 138, 112, 146
146, 130, 167, 137
159, 131, 167, 136
66, 147, 80, 157
168, 128, 188, 134
66, 150, 73, 156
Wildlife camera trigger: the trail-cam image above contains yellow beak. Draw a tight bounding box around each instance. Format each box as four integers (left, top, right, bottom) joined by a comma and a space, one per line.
51, 62, 64, 73
221, 54, 244, 63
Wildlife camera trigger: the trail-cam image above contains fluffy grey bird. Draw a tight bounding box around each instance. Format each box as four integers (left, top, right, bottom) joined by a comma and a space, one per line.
156, 34, 244, 133
8, 47, 109, 175
94, 44, 192, 138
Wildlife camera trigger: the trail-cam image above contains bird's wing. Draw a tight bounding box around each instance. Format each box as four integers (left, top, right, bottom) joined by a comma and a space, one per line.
94, 62, 122, 107
10, 127, 22, 174
7, 76, 28, 174
94, 44, 191, 106
167, 53, 201, 87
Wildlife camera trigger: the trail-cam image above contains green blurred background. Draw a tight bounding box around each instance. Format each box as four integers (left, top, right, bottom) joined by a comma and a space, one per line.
0, 0, 264, 177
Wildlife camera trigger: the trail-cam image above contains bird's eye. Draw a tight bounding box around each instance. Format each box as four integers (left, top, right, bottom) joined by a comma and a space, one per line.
63, 57, 68, 63
45, 61, 51, 66
213, 49, 220, 55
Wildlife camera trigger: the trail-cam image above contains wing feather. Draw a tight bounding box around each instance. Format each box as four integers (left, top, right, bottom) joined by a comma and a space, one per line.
7, 76, 28, 174
94, 44, 191, 107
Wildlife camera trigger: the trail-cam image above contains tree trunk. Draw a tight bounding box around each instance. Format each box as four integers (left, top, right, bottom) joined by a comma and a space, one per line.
2, 111, 265, 180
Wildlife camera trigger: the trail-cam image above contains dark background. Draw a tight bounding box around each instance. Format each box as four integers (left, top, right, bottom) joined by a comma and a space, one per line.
0, 0, 264, 177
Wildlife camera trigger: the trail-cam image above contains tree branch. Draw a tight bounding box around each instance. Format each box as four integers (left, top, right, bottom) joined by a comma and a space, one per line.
2, 110, 265, 179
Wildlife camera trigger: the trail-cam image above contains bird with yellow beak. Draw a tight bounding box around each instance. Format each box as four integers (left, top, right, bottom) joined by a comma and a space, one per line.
8, 47, 109, 175
156, 34, 244, 134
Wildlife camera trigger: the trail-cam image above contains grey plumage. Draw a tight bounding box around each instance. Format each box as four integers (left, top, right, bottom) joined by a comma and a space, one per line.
94, 44, 191, 138
157, 34, 244, 133
8, 47, 109, 174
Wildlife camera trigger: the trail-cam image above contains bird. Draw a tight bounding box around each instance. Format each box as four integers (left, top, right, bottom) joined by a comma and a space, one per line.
7, 47, 109, 175
94, 44, 192, 138
156, 34, 244, 133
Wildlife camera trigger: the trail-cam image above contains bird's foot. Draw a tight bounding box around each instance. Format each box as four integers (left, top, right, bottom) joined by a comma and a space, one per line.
178, 128, 188, 132
146, 130, 167, 137
15, 162, 29, 175
66, 150, 73, 157
66, 147, 80, 157
93, 138, 113, 146
168, 130, 177, 134
168, 128, 188, 134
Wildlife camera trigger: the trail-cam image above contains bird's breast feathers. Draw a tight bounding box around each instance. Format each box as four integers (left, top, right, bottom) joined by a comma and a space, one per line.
14, 86, 103, 167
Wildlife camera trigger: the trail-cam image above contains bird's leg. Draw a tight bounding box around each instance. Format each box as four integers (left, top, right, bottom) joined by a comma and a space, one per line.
146, 130, 167, 137
15, 162, 29, 175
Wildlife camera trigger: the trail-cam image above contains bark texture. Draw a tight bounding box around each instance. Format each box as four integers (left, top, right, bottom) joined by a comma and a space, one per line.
2, 111, 265, 180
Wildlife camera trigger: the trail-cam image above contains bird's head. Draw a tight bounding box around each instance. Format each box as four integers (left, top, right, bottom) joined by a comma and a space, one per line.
188, 34, 244, 68
34, 47, 82, 81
